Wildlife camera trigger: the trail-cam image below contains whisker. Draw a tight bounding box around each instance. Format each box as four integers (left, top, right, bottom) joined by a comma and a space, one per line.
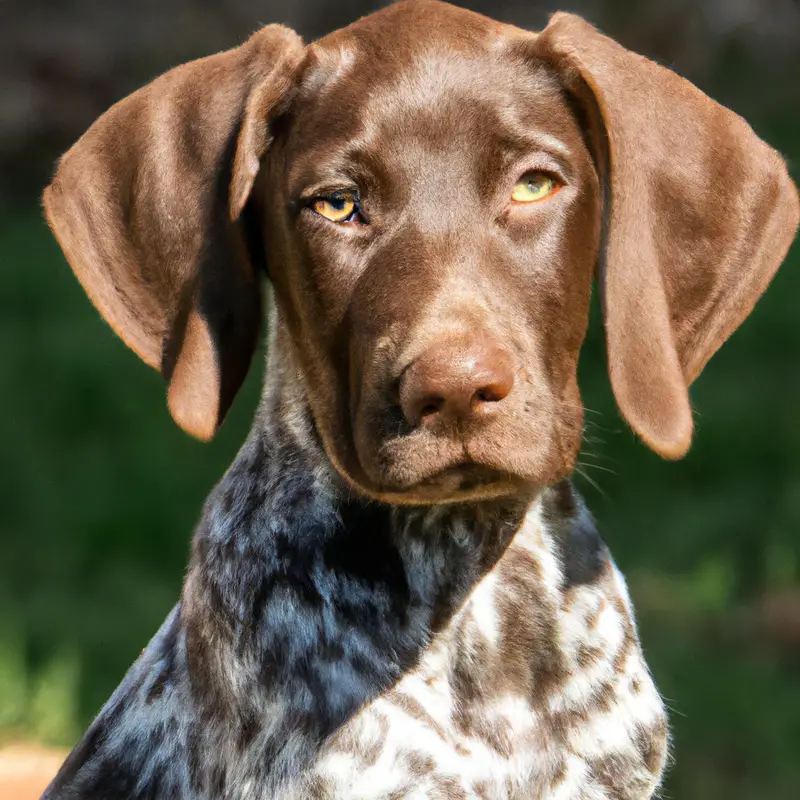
574, 466, 607, 498
578, 450, 613, 463
577, 460, 618, 476
581, 433, 607, 444
558, 401, 604, 416
581, 440, 607, 450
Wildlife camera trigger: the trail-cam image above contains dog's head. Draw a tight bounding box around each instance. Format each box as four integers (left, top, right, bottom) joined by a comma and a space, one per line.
44, 1, 798, 505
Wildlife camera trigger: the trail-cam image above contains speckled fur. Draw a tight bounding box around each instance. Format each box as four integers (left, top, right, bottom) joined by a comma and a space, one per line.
45, 323, 668, 799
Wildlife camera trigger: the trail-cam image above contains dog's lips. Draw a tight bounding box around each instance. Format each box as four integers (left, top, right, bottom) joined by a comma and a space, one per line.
373, 456, 531, 500
355, 464, 522, 506
419, 462, 510, 490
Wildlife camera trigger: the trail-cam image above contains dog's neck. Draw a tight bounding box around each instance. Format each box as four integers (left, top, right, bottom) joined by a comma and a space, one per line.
180, 320, 556, 739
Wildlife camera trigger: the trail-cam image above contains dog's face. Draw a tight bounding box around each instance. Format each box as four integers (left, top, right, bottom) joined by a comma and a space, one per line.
43, 1, 798, 505
263, 13, 600, 502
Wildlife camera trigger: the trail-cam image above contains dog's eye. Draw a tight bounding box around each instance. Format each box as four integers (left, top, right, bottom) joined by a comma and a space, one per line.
310, 192, 359, 223
511, 172, 559, 203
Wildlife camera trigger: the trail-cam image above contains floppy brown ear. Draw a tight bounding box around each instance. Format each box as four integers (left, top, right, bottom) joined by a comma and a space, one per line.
537, 13, 799, 458
43, 26, 304, 441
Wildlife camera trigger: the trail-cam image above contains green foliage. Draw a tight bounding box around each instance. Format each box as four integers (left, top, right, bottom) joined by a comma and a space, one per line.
0, 212, 262, 742
1, 146, 798, 797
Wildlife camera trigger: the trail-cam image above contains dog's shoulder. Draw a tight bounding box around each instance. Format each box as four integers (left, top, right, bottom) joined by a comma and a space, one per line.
42, 605, 197, 800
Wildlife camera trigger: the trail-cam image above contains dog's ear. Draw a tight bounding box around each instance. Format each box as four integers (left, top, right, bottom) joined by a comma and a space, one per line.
43, 26, 304, 441
536, 13, 799, 458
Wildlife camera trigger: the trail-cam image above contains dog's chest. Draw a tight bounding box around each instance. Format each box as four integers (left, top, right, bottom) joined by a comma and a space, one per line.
299, 522, 667, 799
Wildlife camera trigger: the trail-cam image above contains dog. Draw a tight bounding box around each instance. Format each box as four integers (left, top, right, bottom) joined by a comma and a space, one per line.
41, 1, 798, 797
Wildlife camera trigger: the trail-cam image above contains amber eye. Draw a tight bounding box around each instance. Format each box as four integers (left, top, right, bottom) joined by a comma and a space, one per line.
511, 172, 559, 203
311, 192, 358, 223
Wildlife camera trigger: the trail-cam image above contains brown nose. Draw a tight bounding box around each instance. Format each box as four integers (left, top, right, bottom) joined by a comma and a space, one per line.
399, 336, 515, 428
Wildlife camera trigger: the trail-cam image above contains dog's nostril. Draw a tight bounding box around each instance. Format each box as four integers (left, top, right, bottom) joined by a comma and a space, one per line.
419, 398, 444, 419
472, 380, 511, 406
472, 386, 508, 407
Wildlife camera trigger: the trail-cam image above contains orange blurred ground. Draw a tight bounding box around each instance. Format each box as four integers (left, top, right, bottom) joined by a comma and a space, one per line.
0, 744, 65, 800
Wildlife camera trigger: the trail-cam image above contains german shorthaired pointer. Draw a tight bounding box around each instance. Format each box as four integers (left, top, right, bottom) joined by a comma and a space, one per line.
42, 1, 798, 798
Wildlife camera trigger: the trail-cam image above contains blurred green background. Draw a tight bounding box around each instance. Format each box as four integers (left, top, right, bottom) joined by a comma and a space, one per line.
0, 1, 798, 798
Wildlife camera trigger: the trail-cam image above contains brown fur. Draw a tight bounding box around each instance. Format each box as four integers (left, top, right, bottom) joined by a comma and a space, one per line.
44, 1, 797, 502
